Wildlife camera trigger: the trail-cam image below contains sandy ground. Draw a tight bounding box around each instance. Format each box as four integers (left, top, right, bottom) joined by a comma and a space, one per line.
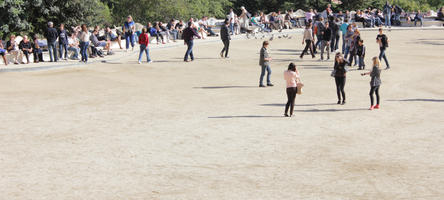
1, 29, 444, 199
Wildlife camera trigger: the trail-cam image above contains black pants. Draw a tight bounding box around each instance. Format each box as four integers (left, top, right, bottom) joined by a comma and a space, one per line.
300, 40, 314, 58
221, 40, 229, 57
23, 51, 31, 62
370, 86, 380, 105
285, 87, 297, 115
335, 77, 346, 101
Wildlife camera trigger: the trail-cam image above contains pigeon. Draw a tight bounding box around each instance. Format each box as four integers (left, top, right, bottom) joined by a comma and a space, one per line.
288, 36, 292, 39
270, 34, 274, 41
278, 36, 282, 39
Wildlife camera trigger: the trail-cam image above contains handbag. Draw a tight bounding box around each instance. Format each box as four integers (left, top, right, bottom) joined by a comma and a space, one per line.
296, 77, 304, 95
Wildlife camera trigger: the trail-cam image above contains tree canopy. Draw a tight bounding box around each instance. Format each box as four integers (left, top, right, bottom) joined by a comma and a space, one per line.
1, 0, 443, 38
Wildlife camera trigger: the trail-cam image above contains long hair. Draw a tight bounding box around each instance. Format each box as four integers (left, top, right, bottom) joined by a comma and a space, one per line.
372, 57, 381, 69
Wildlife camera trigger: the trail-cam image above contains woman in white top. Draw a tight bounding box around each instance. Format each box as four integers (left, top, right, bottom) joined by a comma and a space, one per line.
283, 63, 301, 117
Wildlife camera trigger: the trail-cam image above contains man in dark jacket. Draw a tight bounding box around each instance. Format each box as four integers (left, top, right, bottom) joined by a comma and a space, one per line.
220, 20, 230, 58
58, 24, 69, 60
45, 21, 58, 62
182, 22, 201, 62
320, 21, 331, 60
329, 17, 340, 52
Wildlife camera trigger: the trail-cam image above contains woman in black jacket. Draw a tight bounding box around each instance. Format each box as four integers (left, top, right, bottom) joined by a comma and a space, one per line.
333, 53, 349, 105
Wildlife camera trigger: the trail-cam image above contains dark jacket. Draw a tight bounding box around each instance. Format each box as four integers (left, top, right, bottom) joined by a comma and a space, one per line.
45, 27, 58, 43
19, 40, 32, 51
182, 27, 200, 43
334, 60, 349, 77
322, 27, 332, 41
356, 45, 365, 57
220, 25, 230, 41
58, 29, 68, 44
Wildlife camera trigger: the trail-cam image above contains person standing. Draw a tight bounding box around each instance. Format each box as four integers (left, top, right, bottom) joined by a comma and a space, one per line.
356, 39, 366, 70
300, 22, 315, 59
284, 63, 301, 117
348, 29, 361, 66
58, 24, 69, 60
228, 8, 236, 35
314, 17, 325, 53
220, 20, 230, 58
333, 53, 348, 105
361, 57, 382, 110
138, 28, 151, 64
383, 1, 392, 28
78, 24, 90, 63
182, 22, 201, 62
123, 15, 136, 51
19, 35, 33, 64
320, 21, 331, 61
259, 41, 273, 87
376, 28, 390, 69
329, 17, 340, 52
340, 19, 349, 54
45, 21, 58, 62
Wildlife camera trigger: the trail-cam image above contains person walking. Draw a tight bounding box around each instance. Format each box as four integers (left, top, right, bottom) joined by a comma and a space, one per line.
220, 20, 230, 58
333, 53, 349, 105
320, 21, 331, 61
259, 41, 273, 87
376, 28, 390, 69
284, 63, 302, 117
45, 21, 58, 62
182, 22, 201, 62
344, 25, 353, 59
78, 24, 90, 63
138, 28, 152, 64
361, 57, 382, 110
383, 1, 392, 28
348, 29, 361, 66
329, 17, 340, 52
300, 22, 315, 59
58, 24, 69, 60
123, 15, 136, 51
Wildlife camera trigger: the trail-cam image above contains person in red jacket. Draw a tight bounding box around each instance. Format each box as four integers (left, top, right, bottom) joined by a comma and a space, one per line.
138, 28, 152, 64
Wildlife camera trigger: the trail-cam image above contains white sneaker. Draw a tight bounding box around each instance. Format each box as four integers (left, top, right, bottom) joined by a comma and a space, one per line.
138, 61, 142, 64
148, 61, 153, 63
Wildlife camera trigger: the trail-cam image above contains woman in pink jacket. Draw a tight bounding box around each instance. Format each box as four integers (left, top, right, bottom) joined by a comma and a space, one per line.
283, 63, 302, 117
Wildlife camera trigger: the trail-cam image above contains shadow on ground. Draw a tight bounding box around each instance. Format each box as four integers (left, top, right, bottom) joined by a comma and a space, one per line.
388, 99, 444, 102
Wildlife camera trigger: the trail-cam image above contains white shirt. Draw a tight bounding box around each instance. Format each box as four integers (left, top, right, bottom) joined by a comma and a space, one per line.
79, 31, 90, 42
229, 12, 235, 24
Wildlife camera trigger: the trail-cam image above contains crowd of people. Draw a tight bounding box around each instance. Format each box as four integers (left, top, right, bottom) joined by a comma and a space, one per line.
2, 4, 441, 115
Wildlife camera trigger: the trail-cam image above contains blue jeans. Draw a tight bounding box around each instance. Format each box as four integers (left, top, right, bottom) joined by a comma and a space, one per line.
414, 17, 423, 26
344, 46, 350, 59
184, 40, 194, 61
59, 43, 68, 59
259, 63, 272, 85
68, 46, 79, 59
80, 41, 89, 62
47, 40, 58, 62
230, 23, 234, 35
138, 45, 151, 62
385, 13, 391, 27
379, 47, 390, 68
125, 32, 135, 49
358, 56, 365, 69
170, 30, 178, 40
341, 34, 346, 54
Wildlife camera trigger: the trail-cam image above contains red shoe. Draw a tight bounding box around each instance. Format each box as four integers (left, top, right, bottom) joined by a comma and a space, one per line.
374, 104, 380, 109
369, 105, 375, 110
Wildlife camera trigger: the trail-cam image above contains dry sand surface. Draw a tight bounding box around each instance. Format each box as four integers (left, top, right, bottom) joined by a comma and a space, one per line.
1, 29, 444, 199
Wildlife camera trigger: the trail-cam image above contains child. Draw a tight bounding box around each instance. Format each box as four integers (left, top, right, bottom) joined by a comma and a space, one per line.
361, 57, 382, 110
138, 28, 151, 64
356, 39, 366, 70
